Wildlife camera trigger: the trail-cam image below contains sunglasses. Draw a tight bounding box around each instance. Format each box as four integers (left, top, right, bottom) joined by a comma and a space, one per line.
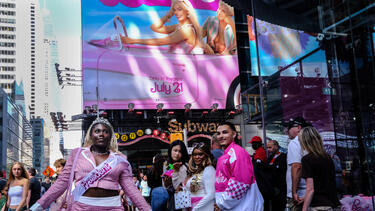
192, 142, 206, 148
288, 124, 301, 130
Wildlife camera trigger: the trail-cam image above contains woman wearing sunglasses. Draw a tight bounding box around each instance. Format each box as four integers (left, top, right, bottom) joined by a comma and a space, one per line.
186, 142, 215, 211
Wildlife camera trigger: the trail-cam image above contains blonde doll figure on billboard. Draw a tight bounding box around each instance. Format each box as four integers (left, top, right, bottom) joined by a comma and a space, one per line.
202, 1, 237, 55
121, 0, 204, 55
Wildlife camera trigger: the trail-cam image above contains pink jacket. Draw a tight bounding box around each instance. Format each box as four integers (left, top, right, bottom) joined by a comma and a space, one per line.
37, 147, 151, 211
215, 142, 263, 210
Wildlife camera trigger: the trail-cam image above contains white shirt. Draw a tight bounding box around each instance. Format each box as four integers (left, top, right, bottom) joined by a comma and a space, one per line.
286, 136, 306, 198
186, 166, 216, 211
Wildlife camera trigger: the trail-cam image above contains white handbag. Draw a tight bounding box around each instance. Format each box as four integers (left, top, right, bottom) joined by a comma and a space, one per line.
174, 187, 191, 209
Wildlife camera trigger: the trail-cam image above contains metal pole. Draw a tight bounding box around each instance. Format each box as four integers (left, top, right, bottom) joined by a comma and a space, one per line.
250, 0, 268, 157
323, 3, 375, 33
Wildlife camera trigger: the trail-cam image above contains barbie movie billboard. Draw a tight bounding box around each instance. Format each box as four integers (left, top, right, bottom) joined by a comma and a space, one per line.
82, 0, 240, 110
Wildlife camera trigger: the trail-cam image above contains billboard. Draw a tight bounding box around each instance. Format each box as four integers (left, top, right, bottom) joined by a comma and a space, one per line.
247, 16, 327, 77
82, 0, 240, 110
247, 16, 333, 133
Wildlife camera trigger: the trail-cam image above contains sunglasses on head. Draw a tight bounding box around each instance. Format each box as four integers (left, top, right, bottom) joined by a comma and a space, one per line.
288, 124, 301, 130
192, 142, 206, 148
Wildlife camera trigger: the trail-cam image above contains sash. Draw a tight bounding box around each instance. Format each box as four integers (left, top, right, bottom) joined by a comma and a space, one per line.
269, 152, 281, 165
72, 154, 124, 201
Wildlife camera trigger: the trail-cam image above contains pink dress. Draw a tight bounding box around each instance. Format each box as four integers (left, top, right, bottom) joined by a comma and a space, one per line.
37, 147, 151, 211
215, 142, 264, 211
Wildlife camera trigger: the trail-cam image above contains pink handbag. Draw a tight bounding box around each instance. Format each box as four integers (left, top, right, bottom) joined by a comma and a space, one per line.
59, 147, 82, 211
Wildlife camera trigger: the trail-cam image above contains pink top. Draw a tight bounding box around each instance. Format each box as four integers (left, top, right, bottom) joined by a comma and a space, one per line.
37, 147, 150, 211
215, 142, 256, 209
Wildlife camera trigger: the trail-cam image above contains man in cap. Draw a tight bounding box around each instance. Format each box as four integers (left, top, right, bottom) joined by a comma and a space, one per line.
249, 136, 267, 163
284, 117, 311, 211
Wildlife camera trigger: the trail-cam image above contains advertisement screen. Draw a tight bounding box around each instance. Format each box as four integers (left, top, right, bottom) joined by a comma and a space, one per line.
247, 16, 333, 134
247, 16, 327, 77
82, 0, 240, 110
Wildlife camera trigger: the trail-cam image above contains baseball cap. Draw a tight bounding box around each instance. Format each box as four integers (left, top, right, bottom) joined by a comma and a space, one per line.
283, 117, 312, 130
249, 136, 262, 143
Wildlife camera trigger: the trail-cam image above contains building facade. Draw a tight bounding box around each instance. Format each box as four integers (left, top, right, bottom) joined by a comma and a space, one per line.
30, 117, 44, 176
0, 88, 33, 173
233, 1, 375, 196
0, 1, 16, 95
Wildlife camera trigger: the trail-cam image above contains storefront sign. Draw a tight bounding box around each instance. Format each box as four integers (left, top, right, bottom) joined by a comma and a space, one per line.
168, 120, 219, 133
137, 129, 144, 136
121, 134, 128, 142
170, 133, 183, 143
153, 130, 159, 136
145, 128, 152, 135
129, 132, 136, 140
160, 132, 167, 139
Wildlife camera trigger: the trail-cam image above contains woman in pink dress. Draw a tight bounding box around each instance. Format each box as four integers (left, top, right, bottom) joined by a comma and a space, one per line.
31, 117, 151, 211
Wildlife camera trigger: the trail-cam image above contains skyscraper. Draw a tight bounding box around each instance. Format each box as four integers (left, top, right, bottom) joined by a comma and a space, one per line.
0, 1, 16, 95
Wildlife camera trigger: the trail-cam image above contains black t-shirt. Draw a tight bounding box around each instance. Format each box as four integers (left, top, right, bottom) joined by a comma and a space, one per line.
41, 181, 51, 192
29, 177, 41, 207
301, 153, 340, 207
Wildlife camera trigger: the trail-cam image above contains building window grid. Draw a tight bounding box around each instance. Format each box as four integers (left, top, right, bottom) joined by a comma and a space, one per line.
0, 74, 14, 79
0, 34, 15, 39
0, 3, 16, 8
0, 58, 15, 63
0, 50, 15, 55
0, 42, 15, 47
0, 11, 16, 16
0, 66, 15, 71
0, 18, 15, 24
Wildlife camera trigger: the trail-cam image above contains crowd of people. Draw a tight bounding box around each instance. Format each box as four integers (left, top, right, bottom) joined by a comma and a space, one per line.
0, 159, 68, 211
0, 116, 341, 211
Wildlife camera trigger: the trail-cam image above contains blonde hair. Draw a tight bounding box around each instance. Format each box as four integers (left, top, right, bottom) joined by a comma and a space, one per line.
188, 147, 212, 175
298, 127, 329, 158
3, 162, 29, 194
172, 0, 203, 48
219, 1, 234, 17
83, 118, 118, 152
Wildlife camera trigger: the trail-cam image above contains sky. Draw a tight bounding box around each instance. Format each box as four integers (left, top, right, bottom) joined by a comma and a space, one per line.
39, 0, 82, 163
40, 0, 82, 117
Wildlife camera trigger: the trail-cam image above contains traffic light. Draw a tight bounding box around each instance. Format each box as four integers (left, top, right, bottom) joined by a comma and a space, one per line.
56, 68, 63, 85
56, 67, 63, 85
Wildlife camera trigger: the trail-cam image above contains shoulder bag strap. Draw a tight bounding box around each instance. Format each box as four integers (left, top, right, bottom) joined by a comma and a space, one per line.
62, 147, 82, 208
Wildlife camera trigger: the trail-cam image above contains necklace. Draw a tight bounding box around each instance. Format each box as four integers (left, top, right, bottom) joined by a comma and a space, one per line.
90, 146, 109, 155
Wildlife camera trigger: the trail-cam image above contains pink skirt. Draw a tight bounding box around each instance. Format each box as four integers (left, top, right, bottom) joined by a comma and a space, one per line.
189, 197, 203, 211
71, 201, 124, 211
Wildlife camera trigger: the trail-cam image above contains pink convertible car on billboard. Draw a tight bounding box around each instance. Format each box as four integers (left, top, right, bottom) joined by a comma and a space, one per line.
83, 16, 240, 110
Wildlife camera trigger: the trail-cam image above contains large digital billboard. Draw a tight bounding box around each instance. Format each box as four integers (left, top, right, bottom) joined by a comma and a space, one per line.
247, 16, 327, 77
82, 0, 239, 110
246, 16, 333, 134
